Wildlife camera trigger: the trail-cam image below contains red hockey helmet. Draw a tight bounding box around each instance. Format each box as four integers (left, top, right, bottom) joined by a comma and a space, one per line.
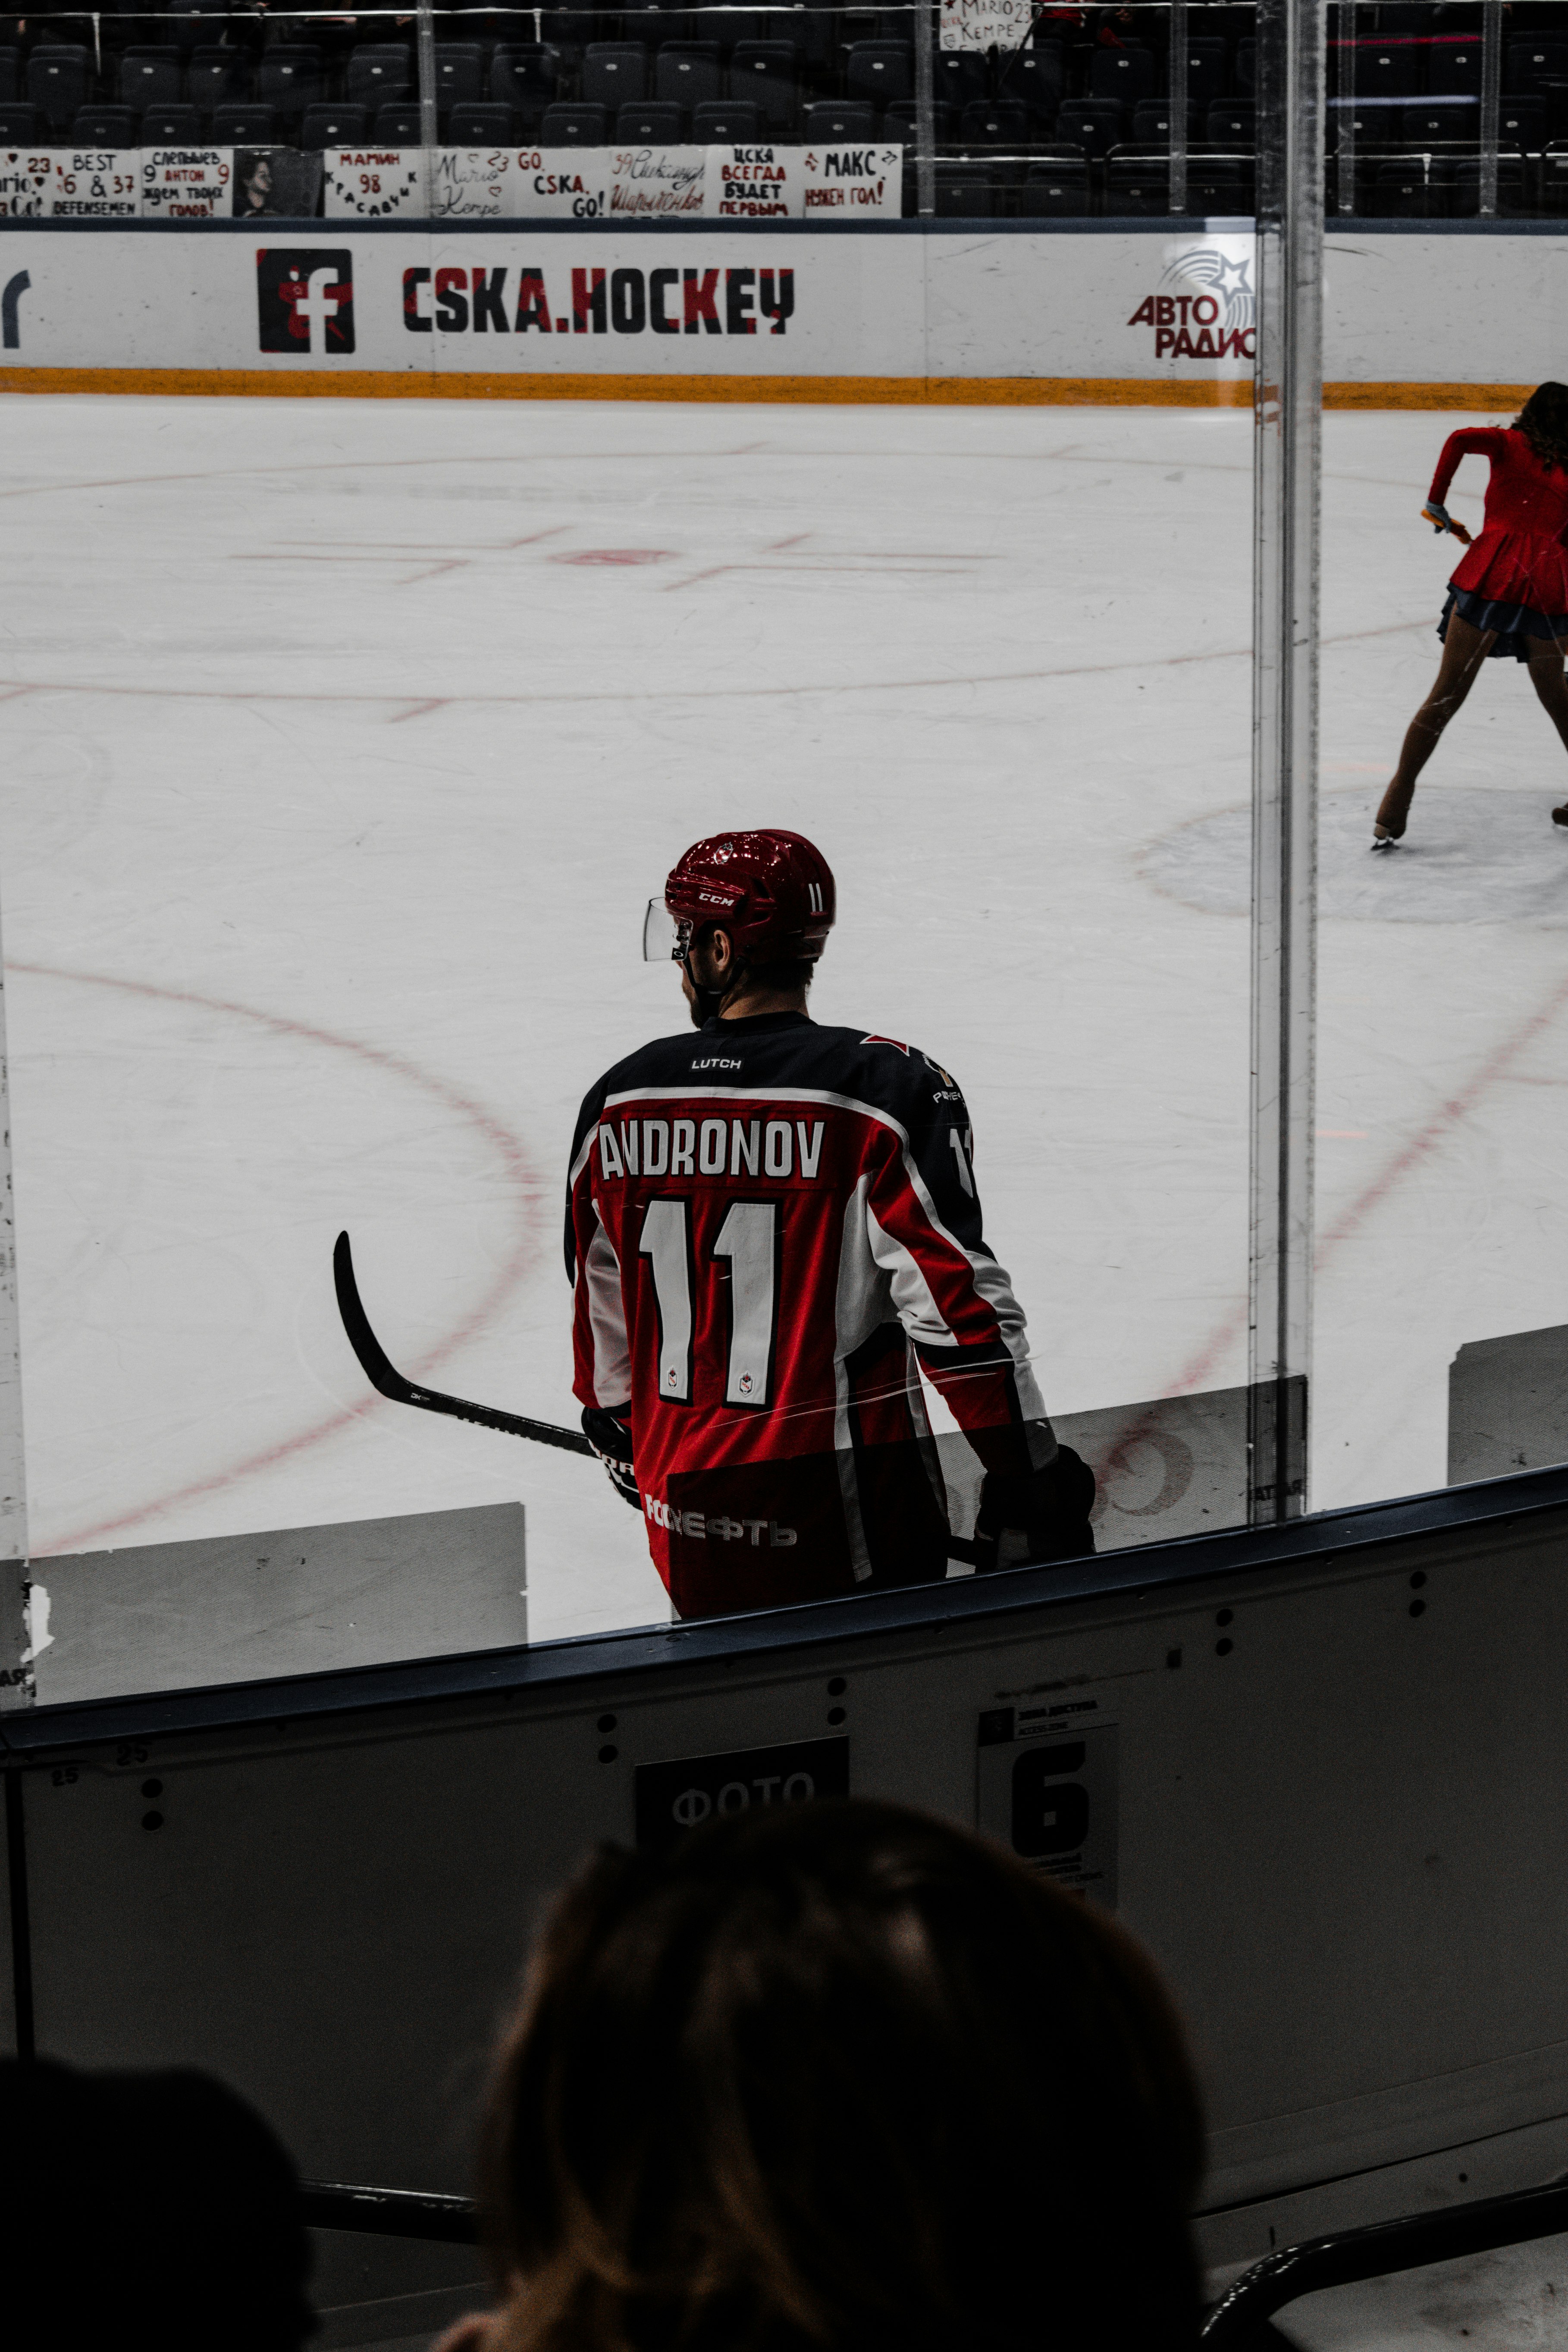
644, 830, 836, 967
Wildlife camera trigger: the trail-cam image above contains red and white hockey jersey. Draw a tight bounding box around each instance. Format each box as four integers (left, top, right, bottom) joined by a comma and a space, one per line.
567, 1011, 1055, 1618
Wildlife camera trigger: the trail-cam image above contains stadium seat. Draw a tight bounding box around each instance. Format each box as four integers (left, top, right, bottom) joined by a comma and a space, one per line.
959, 97, 1031, 147
1402, 98, 1474, 140
1358, 43, 1425, 100
71, 103, 137, 144
1235, 36, 1256, 91
1017, 154, 1090, 214
372, 101, 425, 142
728, 43, 798, 134
933, 50, 987, 112
27, 47, 92, 131
1089, 45, 1155, 103
1374, 157, 1450, 215
1539, 138, 1568, 207
1132, 99, 1197, 141
490, 46, 558, 128
211, 103, 279, 142
256, 47, 325, 122
616, 97, 684, 137
709, 5, 771, 52
165, 0, 236, 54
1205, 97, 1255, 143
447, 100, 516, 141
345, 45, 412, 108
119, 50, 183, 111
1178, 37, 1226, 110
140, 104, 204, 142
0, 100, 38, 140
1429, 38, 1483, 97
1006, 46, 1063, 127
771, 3, 834, 69
188, 49, 251, 114
433, 45, 486, 107
881, 95, 956, 141
655, 42, 720, 109
1507, 38, 1568, 94
540, 99, 610, 140
1055, 97, 1124, 162
933, 161, 992, 214
800, 97, 875, 139
1433, 153, 1527, 211
1188, 153, 1254, 207
1105, 152, 1173, 213
301, 102, 369, 148
845, 41, 912, 110
582, 42, 650, 107
540, 5, 599, 48
691, 97, 760, 139
621, 1, 693, 44
1499, 96, 1549, 147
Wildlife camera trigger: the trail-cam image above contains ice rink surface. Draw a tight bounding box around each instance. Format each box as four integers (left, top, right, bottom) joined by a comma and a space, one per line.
3, 392, 1566, 1643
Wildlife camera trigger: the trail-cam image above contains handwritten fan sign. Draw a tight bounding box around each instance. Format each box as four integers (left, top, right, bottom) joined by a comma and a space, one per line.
48, 150, 138, 216
324, 147, 424, 219
140, 147, 231, 220
610, 143, 706, 219
433, 144, 513, 217
707, 143, 792, 218
939, 0, 1035, 48
800, 143, 902, 216
0, 150, 50, 217
508, 152, 608, 217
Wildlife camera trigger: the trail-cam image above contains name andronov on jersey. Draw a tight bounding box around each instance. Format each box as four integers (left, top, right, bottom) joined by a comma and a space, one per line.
644, 1495, 799, 1546
598, 1116, 826, 1180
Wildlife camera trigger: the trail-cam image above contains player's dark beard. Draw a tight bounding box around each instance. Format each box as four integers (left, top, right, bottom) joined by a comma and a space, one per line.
684, 951, 738, 1027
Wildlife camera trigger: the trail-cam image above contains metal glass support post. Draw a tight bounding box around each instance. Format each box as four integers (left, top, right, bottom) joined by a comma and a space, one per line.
1337, 0, 1356, 215
1479, 0, 1502, 216
418, 0, 440, 215
0, 916, 29, 1713
1168, 0, 1188, 215
1248, 0, 1322, 1526
915, 0, 936, 217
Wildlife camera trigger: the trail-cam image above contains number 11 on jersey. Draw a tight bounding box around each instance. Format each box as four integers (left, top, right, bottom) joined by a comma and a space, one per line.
639, 1198, 782, 1408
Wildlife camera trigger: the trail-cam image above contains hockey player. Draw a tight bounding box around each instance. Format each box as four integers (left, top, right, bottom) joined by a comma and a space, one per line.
565, 830, 1094, 1620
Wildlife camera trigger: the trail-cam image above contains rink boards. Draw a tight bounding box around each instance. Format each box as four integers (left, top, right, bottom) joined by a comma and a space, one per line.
6, 1463, 1568, 2305
0, 219, 1558, 402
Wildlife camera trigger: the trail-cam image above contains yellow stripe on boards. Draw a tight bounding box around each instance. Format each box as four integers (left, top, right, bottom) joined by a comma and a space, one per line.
0, 367, 1537, 409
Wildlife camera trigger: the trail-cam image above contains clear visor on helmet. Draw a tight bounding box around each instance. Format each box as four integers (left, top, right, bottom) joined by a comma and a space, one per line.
643, 897, 688, 963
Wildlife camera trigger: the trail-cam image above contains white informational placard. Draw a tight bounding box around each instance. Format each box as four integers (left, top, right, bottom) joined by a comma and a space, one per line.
507, 150, 609, 217
799, 144, 903, 217
0, 150, 50, 218
48, 150, 139, 218
323, 147, 425, 220
706, 144, 793, 219
432, 144, 514, 218
939, 0, 1034, 48
140, 147, 232, 221
608, 143, 706, 220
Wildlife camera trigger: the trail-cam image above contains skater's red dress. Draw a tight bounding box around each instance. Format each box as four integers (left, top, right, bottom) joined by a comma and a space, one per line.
1430, 426, 1568, 660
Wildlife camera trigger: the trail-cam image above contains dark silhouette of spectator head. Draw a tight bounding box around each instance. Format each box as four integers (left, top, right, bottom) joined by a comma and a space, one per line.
1, 2057, 315, 2351
475, 1798, 1205, 2352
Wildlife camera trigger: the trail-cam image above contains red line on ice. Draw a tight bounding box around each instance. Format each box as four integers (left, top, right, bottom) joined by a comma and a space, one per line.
13, 962, 548, 1557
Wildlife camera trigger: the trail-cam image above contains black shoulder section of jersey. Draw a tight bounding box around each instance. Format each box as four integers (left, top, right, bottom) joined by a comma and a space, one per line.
567, 1014, 989, 1274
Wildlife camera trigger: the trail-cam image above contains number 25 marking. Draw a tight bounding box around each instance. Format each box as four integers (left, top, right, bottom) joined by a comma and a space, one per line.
639, 1198, 781, 1407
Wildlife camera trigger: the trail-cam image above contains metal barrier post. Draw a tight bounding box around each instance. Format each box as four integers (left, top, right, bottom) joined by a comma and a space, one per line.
1337, 0, 1357, 214
915, 0, 936, 217
1480, 0, 1502, 215
418, 0, 439, 216
1248, 0, 1322, 1527
1169, 0, 1189, 215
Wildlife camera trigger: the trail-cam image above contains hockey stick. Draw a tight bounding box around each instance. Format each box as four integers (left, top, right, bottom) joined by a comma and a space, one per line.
334, 1230, 994, 1560
333, 1231, 593, 1456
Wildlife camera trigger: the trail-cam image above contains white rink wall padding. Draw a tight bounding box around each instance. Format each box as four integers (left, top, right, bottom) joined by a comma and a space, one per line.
0, 222, 1561, 401
5, 396, 1568, 1645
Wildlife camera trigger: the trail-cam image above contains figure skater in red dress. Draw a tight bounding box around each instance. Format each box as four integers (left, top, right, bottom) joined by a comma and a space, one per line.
1373, 382, 1568, 848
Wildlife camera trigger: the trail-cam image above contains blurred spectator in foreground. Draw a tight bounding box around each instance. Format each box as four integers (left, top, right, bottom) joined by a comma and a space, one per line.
445, 1797, 1205, 2352
1, 2057, 315, 2351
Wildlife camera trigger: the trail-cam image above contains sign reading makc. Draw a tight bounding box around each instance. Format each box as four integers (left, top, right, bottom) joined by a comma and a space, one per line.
634, 1734, 848, 1853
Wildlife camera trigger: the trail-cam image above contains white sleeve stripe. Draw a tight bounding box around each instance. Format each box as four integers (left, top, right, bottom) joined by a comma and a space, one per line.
568, 1124, 599, 1188
582, 1210, 631, 1405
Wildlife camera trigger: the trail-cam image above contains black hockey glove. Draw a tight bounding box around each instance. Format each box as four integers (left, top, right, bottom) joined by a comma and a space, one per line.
582, 1405, 640, 1511
973, 1446, 1096, 1572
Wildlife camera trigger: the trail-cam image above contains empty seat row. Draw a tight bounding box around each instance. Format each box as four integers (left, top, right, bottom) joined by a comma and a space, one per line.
1332, 34, 1568, 99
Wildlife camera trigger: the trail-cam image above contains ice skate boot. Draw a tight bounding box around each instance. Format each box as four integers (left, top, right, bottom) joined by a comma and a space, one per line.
1553, 804, 1568, 829
1372, 778, 1415, 850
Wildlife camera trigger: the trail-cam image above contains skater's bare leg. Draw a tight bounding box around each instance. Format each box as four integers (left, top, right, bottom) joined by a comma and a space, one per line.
1522, 636, 1568, 827
1374, 614, 1496, 843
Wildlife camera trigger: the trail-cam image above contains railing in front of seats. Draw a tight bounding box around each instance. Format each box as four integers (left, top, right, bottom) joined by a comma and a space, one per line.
1202, 2177, 1568, 2347
299, 2180, 477, 2243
